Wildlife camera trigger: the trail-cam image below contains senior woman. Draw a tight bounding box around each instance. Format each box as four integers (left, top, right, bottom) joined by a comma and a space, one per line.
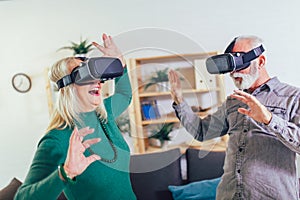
14, 33, 136, 200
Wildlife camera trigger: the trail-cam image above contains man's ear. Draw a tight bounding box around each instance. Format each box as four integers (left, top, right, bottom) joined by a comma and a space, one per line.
258, 55, 266, 69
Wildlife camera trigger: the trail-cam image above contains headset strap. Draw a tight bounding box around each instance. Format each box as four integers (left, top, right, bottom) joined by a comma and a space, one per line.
56, 75, 74, 89
242, 45, 265, 63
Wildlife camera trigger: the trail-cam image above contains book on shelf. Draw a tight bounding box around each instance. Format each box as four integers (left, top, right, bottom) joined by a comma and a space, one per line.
141, 100, 161, 120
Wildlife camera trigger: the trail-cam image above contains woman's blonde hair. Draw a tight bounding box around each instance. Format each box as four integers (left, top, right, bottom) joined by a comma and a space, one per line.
46, 57, 107, 133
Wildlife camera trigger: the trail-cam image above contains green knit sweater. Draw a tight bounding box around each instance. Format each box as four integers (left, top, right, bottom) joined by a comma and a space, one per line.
15, 69, 136, 200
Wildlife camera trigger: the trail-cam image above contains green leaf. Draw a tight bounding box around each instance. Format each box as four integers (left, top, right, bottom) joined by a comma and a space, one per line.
148, 123, 174, 142
57, 37, 94, 55
144, 82, 155, 91
144, 68, 169, 91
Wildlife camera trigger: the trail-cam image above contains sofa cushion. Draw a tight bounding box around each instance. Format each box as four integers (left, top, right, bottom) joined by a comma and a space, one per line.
168, 177, 221, 200
0, 177, 67, 200
0, 177, 22, 200
186, 148, 225, 183
130, 148, 182, 200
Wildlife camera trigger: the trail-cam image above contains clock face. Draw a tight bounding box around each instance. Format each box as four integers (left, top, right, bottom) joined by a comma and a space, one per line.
12, 73, 32, 93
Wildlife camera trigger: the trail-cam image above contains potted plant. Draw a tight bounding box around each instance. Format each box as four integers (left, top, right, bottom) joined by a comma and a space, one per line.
148, 122, 175, 148
116, 111, 131, 134
58, 37, 94, 58
116, 111, 134, 152
144, 68, 170, 92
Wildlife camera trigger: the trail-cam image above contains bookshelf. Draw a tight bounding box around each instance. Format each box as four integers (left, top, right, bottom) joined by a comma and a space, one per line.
127, 52, 228, 154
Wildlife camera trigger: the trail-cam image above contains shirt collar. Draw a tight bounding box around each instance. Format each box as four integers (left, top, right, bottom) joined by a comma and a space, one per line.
246, 77, 280, 95
262, 77, 280, 92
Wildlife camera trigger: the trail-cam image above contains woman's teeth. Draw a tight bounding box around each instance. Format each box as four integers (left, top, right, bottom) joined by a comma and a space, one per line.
89, 88, 99, 95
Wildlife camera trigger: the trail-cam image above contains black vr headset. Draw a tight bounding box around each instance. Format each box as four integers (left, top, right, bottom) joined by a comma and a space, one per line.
57, 57, 124, 89
205, 38, 265, 74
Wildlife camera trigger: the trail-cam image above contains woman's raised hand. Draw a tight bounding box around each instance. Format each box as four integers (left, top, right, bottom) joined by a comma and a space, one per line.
63, 127, 101, 179
92, 33, 126, 67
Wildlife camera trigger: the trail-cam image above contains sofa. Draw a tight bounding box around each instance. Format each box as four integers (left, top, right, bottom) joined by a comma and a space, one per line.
0, 148, 226, 200
130, 148, 225, 200
3, 148, 300, 200
130, 148, 300, 200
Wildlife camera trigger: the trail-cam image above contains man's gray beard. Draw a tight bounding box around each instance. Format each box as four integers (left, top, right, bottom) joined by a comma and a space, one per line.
230, 64, 259, 90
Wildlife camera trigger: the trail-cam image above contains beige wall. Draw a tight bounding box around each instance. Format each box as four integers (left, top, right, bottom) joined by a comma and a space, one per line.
1, 0, 300, 187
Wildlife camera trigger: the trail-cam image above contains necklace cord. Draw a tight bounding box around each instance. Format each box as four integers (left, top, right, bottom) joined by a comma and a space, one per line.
87, 119, 118, 163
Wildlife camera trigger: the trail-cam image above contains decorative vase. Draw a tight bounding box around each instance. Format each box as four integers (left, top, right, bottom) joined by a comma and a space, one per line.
74, 54, 87, 60
149, 138, 161, 147
156, 81, 170, 92
161, 140, 169, 150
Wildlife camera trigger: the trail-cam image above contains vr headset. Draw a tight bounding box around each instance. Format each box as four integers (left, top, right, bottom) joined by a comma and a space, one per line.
205, 40, 265, 74
57, 57, 124, 89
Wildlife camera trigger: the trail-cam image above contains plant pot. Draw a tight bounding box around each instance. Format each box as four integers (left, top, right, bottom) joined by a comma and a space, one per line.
122, 132, 134, 153
149, 138, 161, 147
75, 54, 87, 60
148, 138, 169, 149
156, 81, 170, 92
161, 140, 169, 150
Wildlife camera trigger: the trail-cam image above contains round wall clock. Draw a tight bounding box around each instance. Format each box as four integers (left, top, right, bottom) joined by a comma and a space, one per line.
12, 73, 32, 93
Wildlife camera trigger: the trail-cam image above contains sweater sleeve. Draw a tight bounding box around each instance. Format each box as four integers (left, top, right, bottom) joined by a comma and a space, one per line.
14, 135, 67, 200
104, 67, 132, 119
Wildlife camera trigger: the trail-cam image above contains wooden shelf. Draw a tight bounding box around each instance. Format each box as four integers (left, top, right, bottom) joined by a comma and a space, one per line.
134, 136, 228, 155
141, 111, 210, 125
138, 88, 221, 98
132, 52, 219, 63
128, 52, 226, 154
142, 117, 179, 125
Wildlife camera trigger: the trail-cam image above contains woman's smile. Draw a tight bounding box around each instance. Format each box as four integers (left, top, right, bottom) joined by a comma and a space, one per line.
88, 85, 101, 96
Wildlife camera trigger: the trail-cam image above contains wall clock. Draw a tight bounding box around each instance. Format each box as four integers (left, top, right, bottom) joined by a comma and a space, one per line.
12, 73, 32, 93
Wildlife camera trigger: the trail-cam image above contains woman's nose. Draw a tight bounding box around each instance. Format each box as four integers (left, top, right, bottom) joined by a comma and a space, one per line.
90, 80, 102, 87
97, 81, 103, 87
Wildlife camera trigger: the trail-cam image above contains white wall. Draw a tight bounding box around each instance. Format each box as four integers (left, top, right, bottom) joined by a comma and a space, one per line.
1, 0, 300, 187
